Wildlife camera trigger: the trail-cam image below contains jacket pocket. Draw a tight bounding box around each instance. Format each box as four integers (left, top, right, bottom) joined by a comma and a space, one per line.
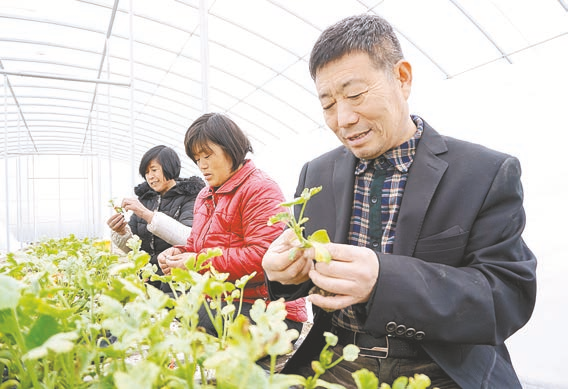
414, 226, 469, 264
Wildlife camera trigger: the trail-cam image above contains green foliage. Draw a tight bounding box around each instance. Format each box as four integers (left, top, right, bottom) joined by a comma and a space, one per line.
285, 332, 362, 389
379, 374, 434, 389
268, 186, 332, 263
0, 234, 435, 389
108, 198, 125, 214
0, 235, 298, 388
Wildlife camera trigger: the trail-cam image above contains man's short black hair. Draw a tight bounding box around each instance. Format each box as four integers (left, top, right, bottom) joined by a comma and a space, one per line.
309, 13, 404, 80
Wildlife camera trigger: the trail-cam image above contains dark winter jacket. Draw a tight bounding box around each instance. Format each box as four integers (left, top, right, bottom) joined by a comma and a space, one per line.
129, 176, 205, 280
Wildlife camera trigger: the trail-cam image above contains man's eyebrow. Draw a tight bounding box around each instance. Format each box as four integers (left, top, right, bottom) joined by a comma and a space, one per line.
318, 90, 331, 100
318, 79, 363, 100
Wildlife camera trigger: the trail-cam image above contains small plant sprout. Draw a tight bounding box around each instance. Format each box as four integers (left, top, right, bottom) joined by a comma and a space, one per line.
268, 186, 332, 263
108, 198, 125, 214
288, 331, 361, 389
379, 373, 437, 389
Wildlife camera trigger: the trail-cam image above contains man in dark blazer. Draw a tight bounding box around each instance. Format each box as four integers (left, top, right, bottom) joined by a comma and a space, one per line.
262, 14, 537, 389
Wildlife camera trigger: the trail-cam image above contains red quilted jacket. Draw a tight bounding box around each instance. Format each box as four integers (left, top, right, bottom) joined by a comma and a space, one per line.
181, 160, 307, 323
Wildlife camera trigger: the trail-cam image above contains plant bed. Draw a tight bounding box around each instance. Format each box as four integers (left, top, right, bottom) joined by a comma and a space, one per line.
1, 234, 434, 389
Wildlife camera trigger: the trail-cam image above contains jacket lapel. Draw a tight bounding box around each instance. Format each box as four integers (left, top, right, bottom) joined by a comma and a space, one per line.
332, 148, 357, 243
393, 124, 448, 256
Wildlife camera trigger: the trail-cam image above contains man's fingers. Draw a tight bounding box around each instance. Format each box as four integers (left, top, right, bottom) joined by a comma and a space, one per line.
309, 268, 357, 296
309, 258, 376, 305
274, 256, 314, 284
312, 259, 357, 279
268, 228, 302, 253
308, 292, 357, 311
323, 243, 363, 263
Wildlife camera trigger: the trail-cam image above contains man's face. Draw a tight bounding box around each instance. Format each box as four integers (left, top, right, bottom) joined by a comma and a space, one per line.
315, 52, 414, 160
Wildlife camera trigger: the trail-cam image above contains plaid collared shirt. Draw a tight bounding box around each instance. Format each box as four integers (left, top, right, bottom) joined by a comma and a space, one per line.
332, 115, 424, 332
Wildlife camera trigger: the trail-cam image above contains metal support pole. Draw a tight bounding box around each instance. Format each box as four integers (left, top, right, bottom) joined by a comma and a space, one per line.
129, 0, 136, 189
0, 70, 130, 86
3, 75, 9, 252
199, 0, 210, 113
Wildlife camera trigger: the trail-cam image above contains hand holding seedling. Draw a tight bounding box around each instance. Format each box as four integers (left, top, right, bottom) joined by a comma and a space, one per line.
266, 187, 379, 311
107, 199, 128, 234
266, 187, 335, 306
262, 228, 315, 285
109, 198, 125, 214
307, 242, 378, 311
263, 228, 378, 311
121, 197, 155, 223
264, 187, 330, 285
268, 186, 332, 263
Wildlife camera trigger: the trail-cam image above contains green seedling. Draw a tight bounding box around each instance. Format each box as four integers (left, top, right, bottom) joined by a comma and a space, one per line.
282, 331, 360, 389
108, 198, 125, 214
0, 234, 436, 388
268, 186, 332, 263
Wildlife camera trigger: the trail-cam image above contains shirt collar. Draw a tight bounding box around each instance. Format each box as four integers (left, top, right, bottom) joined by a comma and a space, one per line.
354, 115, 424, 176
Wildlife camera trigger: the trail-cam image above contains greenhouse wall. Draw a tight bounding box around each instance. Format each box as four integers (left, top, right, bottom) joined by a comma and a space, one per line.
0, 154, 135, 253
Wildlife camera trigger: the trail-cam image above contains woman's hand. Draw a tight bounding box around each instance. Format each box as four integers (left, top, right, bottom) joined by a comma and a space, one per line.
158, 247, 189, 275
106, 212, 128, 234
122, 197, 154, 223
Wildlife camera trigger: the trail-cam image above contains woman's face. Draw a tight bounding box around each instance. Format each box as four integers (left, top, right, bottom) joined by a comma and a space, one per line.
145, 159, 175, 194
193, 142, 237, 187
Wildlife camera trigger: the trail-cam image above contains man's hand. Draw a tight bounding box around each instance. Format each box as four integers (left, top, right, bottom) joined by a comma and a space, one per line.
308, 243, 379, 311
262, 229, 315, 285
264, 229, 380, 311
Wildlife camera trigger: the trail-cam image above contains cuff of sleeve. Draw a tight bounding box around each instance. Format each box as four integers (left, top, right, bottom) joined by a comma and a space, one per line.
365, 253, 380, 314
173, 245, 188, 252
146, 211, 158, 232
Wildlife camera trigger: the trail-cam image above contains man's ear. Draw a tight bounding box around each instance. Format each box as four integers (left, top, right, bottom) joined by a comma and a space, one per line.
395, 60, 412, 99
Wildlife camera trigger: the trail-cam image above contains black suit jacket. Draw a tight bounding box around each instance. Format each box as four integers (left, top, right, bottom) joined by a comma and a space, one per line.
268, 121, 537, 388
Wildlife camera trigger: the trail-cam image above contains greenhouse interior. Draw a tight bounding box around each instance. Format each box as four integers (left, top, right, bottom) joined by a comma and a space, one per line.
1, 0, 567, 388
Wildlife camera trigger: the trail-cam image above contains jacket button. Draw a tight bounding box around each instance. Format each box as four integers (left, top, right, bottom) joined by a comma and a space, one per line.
395, 324, 406, 336
415, 331, 425, 340
386, 322, 397, 333
405, 328, 416, 338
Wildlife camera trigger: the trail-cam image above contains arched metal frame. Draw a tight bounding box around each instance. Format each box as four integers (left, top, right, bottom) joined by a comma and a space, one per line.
1, 0, 567, 251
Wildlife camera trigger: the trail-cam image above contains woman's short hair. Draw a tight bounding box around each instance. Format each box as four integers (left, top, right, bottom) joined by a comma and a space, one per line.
138, 145, 181, 180
184, 113, 253, 172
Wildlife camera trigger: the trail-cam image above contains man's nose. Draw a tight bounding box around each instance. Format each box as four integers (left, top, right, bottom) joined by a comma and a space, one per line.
336, 100, 358, 128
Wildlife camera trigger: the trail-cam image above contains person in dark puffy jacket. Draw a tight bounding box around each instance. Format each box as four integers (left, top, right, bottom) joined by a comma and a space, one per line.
107, 145, 205, 290
157, 113, 308, 335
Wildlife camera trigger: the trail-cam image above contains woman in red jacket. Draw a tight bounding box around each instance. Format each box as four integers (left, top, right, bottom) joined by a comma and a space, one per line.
157, 112, 307, 335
